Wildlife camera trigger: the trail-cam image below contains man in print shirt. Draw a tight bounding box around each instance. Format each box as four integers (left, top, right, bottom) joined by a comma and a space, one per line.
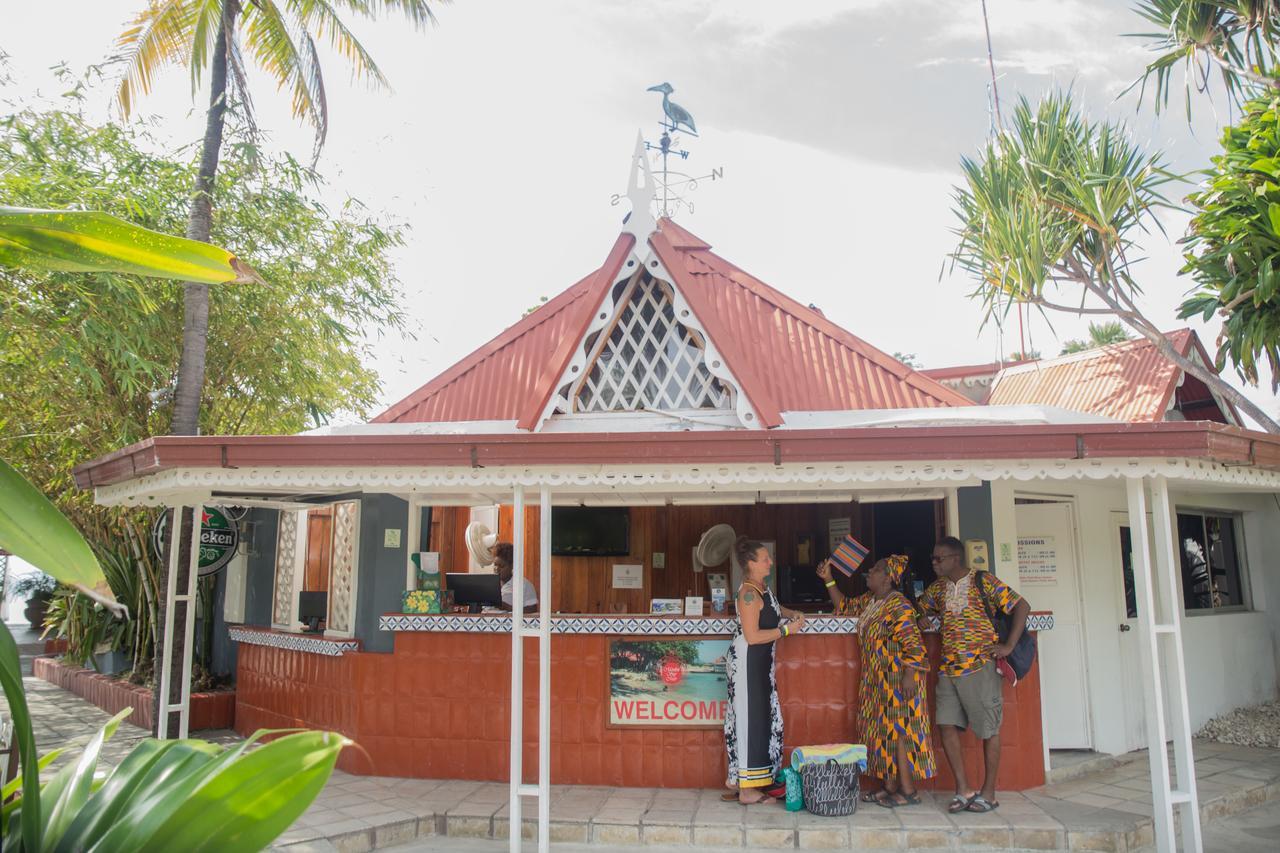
918, 536, 1030, 815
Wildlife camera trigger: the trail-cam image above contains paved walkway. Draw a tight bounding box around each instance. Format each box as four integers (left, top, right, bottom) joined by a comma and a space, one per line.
5, 667, 1279, 852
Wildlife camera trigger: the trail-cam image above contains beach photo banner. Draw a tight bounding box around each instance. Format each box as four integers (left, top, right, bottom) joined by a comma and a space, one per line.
607, 637, 730, 727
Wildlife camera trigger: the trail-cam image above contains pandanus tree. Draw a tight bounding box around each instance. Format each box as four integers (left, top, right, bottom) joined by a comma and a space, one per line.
949, 90, 1280, 432
113, 0, 441, 436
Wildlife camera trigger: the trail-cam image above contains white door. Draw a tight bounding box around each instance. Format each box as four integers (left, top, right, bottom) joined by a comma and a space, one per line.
1015, 501, 1092, 749
1110, 512, 1173, 753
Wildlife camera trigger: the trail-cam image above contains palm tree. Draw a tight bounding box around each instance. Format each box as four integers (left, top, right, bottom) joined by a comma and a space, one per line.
950, 90, 1280, 432
1060, 322, 1133, 354
113, 0, 440, 437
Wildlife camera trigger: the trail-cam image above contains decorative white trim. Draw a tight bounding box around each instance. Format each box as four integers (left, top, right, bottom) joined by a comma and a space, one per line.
229, 626, 360, 656
326, 500, 359, 636
271, 510, 300, 629
96, 457, 1280, 507
378, 613, 859, 635
573, 275, 733, 415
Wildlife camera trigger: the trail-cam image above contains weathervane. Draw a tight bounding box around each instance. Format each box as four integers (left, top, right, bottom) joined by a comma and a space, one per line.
612, 82, 723, 220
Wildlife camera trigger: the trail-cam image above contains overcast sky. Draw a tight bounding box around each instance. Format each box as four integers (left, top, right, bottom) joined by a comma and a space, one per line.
4, 0, 1276, 422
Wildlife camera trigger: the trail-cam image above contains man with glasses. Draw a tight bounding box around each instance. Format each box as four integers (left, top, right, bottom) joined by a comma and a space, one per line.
918, 536, 1029, 814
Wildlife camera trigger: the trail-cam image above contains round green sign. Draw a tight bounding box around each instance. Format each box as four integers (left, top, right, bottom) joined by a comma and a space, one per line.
151, 507, 240, 577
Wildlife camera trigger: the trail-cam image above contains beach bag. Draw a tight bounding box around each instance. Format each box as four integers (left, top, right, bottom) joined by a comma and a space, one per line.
800, 758, 859, 817
976, 571, 1036, 680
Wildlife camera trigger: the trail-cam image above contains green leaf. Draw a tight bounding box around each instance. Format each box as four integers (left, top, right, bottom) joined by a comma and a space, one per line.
0, 207, 259, 285
0, 624, 41, 852
1268, 202, 1280, 238
41, 708, 131, 849
0, 459, 105, 591
0, 748, 69, 801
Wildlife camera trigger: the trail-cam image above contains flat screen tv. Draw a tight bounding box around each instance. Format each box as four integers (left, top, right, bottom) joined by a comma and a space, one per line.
551, 506, 630, 557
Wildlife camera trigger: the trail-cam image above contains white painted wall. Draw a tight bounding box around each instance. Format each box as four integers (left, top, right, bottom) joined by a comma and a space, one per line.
985, 480, 1280, 757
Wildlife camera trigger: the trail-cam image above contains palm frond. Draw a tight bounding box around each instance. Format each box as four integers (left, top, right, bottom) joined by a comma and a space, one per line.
293, 0, 391, 89
114, 0, 198, 118
243, 0, 329, 149
187, 0, 228, 96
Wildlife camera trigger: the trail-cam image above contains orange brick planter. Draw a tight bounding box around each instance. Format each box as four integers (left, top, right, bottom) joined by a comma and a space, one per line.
33, 656, 235, 732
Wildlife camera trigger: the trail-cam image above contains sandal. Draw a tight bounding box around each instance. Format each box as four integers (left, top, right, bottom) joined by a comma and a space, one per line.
861, 789, 892, 804
947, 794, 974, 813
738, 794, 776, 806
720, 791, 738, 802
877, 792, 922, 808
966, 795, 999, 813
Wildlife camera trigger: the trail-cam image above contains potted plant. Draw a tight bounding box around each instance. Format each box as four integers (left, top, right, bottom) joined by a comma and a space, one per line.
9, 572, 58, 630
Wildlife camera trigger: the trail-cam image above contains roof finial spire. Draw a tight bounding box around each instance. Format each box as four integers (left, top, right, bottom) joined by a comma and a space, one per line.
623, 130, 657, 243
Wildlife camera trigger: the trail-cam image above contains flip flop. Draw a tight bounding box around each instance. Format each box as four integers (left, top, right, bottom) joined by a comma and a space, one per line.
861, 790, 889, 804
720, 791, 738, 802
947, 794, 974, 813
966, 796, 1000, 813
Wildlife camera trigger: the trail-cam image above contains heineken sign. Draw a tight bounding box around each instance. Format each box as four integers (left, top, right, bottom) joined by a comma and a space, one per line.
151, 507, 240, 577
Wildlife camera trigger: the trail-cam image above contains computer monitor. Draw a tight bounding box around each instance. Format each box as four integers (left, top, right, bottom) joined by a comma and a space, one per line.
446, 572, 503, 613
298, 591, 327, 633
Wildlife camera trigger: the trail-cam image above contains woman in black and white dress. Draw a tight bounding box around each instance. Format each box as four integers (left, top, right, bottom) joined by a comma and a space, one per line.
723, 536, 807, 804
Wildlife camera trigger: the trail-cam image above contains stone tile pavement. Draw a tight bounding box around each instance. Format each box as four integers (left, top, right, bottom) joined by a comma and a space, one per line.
5, 668, 1279, 852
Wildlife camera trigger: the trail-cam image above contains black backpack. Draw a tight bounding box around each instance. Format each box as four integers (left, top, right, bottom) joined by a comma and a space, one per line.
975, 571, 1037, 681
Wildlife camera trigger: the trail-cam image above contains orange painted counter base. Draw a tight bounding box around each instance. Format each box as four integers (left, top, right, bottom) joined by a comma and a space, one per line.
234, 630, 1043, 790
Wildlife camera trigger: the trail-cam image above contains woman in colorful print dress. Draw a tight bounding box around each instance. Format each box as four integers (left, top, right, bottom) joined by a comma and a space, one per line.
723, 536, 807, 804
820, 554, 935, 806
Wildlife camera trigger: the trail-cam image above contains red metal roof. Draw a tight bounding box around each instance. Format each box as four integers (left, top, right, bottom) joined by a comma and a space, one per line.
986, 330, 1236, 423
377, 220, 969, 428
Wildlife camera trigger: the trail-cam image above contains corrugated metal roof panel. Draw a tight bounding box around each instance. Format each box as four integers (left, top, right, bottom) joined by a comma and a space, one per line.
986, 331, 1195, 422
375, 220, 973, 426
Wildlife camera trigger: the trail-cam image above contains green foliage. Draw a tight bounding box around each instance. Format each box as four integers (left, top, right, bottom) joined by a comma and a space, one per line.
950, 90, 1177, 326
892, 352, 922, 368
7, 572, 56, 600
1060, 321, 1134, 354
1129, 1, 1280, 117
0, 449, 347, 851
1007, 350, 1042, 362
0, 205, 257, 284
115, 0, 440, 152
0, 459, 105, 594
0, 107, 407, 542
1181, 92, 1280, 388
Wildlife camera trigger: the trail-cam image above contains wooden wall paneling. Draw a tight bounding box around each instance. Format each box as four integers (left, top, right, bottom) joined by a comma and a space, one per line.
304, 508, 333, 592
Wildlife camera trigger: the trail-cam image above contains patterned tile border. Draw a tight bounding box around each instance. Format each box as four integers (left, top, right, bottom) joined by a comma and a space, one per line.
377, 614, 860, 635
228, 626, 361, 656
379, 612, 1054, 634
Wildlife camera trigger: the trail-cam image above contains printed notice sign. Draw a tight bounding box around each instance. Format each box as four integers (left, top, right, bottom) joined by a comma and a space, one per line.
1017, 536, 1058, 585
609, 638, 730, 727
612, 563, 643, 589
828, 517, 852, 554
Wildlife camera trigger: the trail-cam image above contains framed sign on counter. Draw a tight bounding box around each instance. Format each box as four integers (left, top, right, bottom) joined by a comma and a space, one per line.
607, 637, 731, 728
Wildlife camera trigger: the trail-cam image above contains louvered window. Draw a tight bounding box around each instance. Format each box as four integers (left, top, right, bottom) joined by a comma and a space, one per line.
574, 275, 731, 412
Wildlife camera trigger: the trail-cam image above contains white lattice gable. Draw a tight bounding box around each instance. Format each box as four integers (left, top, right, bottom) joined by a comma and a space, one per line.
533, 246, 759, 430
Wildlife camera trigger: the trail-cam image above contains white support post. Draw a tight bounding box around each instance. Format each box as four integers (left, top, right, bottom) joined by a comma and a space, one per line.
537, 486, 552, 853
1126, 479, 1177, 852
1149, 477, 1203, 852
405, 498, 422, 591
156, 505, 183, 740
177, 503, 202, 739
944, 487, 961, 537
158, 504, 202, 740
509, 486, 525, 853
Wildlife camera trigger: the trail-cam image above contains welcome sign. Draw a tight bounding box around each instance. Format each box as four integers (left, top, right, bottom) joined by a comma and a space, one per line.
608, 638, 731, 727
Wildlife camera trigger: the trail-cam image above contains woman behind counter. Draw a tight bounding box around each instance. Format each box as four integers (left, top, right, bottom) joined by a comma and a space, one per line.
818, 555, 936, 807
723, 536, 807, 805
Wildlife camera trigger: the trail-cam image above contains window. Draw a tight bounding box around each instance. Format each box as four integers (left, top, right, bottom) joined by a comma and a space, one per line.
1177, 511, 1247, 612
1117, 512, 1247, 618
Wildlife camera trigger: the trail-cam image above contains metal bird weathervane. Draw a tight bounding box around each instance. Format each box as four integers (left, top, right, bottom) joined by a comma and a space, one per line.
613, 83, 723, 220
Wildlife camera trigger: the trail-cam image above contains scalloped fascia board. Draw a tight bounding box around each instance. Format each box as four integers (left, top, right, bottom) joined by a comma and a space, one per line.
92, 457, 1280, 507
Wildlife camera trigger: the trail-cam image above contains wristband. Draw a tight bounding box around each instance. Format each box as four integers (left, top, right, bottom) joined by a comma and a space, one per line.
779, 624, 790, 637
824, 580, 836, 588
